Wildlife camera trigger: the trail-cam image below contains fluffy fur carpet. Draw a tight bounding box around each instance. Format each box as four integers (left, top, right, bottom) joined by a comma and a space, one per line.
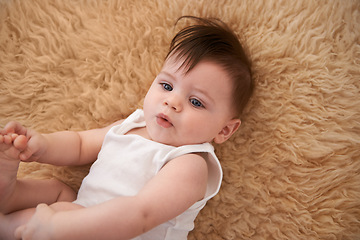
1, 0, 359, 239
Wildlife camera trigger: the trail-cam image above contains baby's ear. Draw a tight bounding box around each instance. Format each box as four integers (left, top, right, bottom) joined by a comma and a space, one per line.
213, 119, 241, 144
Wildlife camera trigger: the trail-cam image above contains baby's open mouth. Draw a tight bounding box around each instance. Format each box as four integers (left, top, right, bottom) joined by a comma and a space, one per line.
156, 114, 173, 128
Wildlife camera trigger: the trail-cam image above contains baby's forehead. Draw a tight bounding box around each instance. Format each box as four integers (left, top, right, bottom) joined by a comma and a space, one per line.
164, 54, 226, 77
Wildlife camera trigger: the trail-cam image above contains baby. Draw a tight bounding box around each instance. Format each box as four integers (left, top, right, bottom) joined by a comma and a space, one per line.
0, 16, 253, 240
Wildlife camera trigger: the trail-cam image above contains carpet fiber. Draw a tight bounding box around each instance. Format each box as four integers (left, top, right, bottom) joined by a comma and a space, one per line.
0, 0, 359, 239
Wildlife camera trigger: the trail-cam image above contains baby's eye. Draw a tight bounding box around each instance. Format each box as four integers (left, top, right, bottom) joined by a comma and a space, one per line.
190, 98, 204, 108
161, 83, 173, 91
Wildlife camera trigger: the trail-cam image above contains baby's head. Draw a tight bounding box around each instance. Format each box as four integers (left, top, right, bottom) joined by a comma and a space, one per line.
143, 17, 253, 146
166, 16, 253, 118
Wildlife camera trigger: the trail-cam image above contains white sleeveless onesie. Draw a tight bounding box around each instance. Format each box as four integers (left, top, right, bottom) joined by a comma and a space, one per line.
74, 109, 223, 239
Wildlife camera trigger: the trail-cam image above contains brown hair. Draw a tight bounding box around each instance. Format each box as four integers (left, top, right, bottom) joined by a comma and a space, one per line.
166, 16, 253, 118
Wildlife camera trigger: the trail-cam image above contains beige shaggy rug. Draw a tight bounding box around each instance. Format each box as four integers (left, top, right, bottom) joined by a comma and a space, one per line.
1, 0, 359, 239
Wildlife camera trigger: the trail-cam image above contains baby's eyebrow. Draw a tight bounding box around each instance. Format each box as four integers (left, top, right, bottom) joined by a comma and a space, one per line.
159, 71, 176, 81
193, 87, 215, 105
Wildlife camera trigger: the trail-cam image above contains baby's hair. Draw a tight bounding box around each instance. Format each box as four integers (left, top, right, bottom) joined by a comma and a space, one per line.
166, 16, 253, 118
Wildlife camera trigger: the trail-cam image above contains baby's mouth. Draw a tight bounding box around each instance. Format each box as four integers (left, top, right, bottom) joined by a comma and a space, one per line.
156, 113, 173, 128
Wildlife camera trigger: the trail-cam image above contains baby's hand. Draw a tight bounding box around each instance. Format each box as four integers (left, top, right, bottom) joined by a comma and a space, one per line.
15, 204, 55, 240
0, 122, 46, 162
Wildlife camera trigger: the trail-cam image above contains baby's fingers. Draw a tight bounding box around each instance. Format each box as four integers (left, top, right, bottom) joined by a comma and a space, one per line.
19, 148, 36, 161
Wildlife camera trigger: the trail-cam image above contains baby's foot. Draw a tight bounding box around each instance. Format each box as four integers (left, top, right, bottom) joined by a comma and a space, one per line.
0, 134, 27, 213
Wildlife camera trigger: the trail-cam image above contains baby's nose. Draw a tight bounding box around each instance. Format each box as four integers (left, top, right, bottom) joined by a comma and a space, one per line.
164, 95, 183, 112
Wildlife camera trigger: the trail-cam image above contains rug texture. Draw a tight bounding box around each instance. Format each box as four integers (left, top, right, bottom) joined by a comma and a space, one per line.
0, 0, 359, 239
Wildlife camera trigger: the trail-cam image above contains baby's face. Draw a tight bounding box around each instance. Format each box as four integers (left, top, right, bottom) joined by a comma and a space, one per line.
143, 56, 236, 147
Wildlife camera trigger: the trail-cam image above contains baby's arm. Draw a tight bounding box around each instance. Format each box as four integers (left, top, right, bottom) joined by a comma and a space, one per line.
1, 120, 123, 166
15, 153, 208, 240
